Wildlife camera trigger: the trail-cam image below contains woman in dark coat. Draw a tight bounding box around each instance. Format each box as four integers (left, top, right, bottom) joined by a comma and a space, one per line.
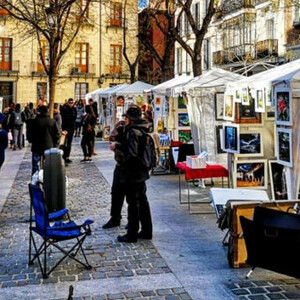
0, 113, 8, 170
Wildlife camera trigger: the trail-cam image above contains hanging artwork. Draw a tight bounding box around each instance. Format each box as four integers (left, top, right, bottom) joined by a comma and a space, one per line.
223, 123, 240, 154
235, 96, 262, 124
255, 89, 265, 113
265, 87, 272, 106
215, 92, 224, 121
177, 95, 187, 109
178, 113, 190, 127
235, 89, 241, 103
241, 87, 250, 105
238, 132, 263, 157
269, 160, 287, 200
223, 93, 235, 121
178, 130, 192, 143
265, 106, 275, 121
234, 159, 267, 189
275, 87, 292, 125
215, 125, 226, 154
276, 127, 293, 167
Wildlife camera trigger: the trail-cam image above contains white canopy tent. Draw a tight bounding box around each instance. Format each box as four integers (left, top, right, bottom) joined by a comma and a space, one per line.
230, 59, 300, 200
98, 84, 129, 98
115, 81, 154, 97
85, 87, 107, 102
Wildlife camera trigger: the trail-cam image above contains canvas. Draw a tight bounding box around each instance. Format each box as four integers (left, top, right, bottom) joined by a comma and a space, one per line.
178, 130, 192, 143
241, 87, 249, 105
277, 127, 293, 167
238, 132, 263, 157
223, 123, 240, 154
215, 92, 224, 121
275, 87, 292, 126
268, 160, 288, 200
223, 93, 235, 121
255, 89, 265, 113
178, 113, 190, 127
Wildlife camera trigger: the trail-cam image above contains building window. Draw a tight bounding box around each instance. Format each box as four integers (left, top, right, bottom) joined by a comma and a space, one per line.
110, 2, 122, 27
110, 44, 122, 74
266, 19, 274, 40
37, 41, 49, 73
203, 39, 210, 70
76, 0, 89, 18
186, 51, 191, 74
37, 82, 47, 102
0, 0, 9, 16
0, 38, 12, 70
177, 48, 182, 75
75, 42, 89, 73
75, 83, 88, 100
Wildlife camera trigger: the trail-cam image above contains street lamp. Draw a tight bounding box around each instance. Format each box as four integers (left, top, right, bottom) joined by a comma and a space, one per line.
98, 74, 106, 87
45, 4, 56, 29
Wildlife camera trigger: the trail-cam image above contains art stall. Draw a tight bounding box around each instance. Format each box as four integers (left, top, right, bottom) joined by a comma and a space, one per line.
171, 69, 245, 165
221, 58, 300, 200
115, 81, 154, 122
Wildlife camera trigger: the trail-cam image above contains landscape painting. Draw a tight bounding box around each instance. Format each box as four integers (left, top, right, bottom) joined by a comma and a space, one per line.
239, 132, 263, 157
178, 113, 190, 127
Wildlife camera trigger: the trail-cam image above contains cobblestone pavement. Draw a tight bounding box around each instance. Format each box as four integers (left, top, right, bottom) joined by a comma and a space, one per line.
0, 144, 191, 299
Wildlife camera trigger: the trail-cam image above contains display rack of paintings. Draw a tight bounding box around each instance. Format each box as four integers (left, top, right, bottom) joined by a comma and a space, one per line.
268, 160, 288, 200
276, 127, 293, 167
233, 159, 268, 189
173, 97, 191, 143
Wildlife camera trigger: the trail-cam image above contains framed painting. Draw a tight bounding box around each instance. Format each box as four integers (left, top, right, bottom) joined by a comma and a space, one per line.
275, 87, 292, 125
223, 93, 235, 121
223, 123, 240, 154
235, 89, 241, 103
178, 113, 190, 127
214, 92, 224, 121
269, 160, 288, 200
238, 132, 263, 157
234, 96, 262, 124
265, 87, 272, 107
265, 105, 275, 121
178, 129, 192, 143
276, 127, 293, 167
177, 95, 187, 109
241, 87, 250, 105
234, 159, 268, 189
215, 125, 226, 154
255, 89, 265, 113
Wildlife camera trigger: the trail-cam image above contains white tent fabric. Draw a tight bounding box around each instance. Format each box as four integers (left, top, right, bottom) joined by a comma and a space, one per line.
115, 81, 154, 96
85, 88, 107, 102
98, 84, 129, 98
150, 75, 193, 95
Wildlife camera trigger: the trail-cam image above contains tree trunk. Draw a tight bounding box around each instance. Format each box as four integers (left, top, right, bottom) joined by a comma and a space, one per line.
48, 62, 58, 119
130, 65, 136, 83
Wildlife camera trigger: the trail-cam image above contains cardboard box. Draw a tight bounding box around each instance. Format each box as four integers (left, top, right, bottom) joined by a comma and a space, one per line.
186, 155, 206, 169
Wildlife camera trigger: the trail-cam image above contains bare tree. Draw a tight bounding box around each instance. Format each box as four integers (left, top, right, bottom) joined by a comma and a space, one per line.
0, 0, 92, 117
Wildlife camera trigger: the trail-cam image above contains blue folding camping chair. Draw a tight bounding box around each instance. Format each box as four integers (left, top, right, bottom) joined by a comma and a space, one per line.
28, 183, 94, 278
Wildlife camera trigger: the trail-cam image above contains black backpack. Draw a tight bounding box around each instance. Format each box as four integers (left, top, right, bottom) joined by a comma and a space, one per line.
138, 129, 157, 171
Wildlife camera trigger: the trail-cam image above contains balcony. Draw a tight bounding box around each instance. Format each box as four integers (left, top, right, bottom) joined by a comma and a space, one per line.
255, 0, 268, 5
30, 62, 47, 76
0, 60, 19, 76
69, 64, 96, 77
256, 39, 278, 58
104, 65, 130, 80
222, 0, 255, 15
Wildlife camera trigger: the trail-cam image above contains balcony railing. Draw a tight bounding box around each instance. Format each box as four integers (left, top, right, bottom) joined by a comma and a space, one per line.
256, 39, 278, 57
222, 0, 255, 15
69, 64, 96, 76
255, 0, 268, 5
0, 60, 19, 74
30, 61, 47, 75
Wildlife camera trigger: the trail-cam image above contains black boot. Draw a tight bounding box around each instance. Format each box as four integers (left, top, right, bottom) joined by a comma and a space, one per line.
102, 218, 120, 229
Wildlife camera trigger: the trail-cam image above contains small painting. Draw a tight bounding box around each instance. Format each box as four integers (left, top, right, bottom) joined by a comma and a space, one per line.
265, 87, 272, 106
235, 89, 241, 103
223, 123, 240, 154
178, 113, 190, 127
277, 127, 292, 167
155, 96, 161, 106
178, 130, 192, 143
215, 92, 224, 121
178, 95, 187, 109
238, 132, 263, 157
255, 89, 265, 113
234, 160, 267, 189
265, 106, 275, 120
241, 87, 250, 105
223, 93, 235, 121
275, 87, 292, 125
269, 160, 287, 200
235, 96, 262, 124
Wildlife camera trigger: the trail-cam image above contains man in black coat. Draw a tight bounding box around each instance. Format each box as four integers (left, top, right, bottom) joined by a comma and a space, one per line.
60, 98, 77, 164
28, 105, 60, 175
111, 105, 153, 243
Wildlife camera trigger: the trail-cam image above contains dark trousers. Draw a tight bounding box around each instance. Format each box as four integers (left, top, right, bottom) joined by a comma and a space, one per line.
0, 150, 4, 170
126, 181, 152, 239
81, 134, 93, 157
110, 166, 126, 220
63, 129, 74, 159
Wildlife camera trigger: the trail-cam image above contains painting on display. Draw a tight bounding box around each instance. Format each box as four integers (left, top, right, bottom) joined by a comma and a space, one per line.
265, 106, 275, 120
234, 160, 267, 189
269, 160, 287, 200
216, 125, 226, 154
277, 127, 293, 167
235, 89, 241, 103
238, 132, 263, 157
177, 95, 187, 109
255, 89, 265, 113
178, 113, 190, 127
241, 87, 250, 105
223, 123, 240, 154
178, 130, 192, 143
214, 92, 224, 121
235, 96, 262, 124
223, 93, 235, 121
275, 87, 292, 125
265, 87, 272, 106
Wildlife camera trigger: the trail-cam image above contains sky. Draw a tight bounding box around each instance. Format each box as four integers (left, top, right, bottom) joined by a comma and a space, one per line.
138, 0, 149, 8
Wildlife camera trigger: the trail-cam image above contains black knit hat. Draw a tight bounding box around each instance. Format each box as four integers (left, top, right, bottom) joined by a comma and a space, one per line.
122, 105, 142, 121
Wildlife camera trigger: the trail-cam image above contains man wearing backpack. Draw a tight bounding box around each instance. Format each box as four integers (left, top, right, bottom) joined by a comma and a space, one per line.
11, 103, 26, 150
111, 105, 153, 243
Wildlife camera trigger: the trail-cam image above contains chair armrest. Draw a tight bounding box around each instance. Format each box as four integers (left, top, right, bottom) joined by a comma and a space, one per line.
49, 209, 69, 220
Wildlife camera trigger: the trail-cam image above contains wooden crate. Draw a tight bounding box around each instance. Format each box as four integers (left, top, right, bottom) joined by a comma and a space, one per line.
228, 200, 300, 268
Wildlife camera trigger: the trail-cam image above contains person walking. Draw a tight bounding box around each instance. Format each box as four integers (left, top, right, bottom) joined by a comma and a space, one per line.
111, 105, 153, 243
24, 102, 37, 142
88, 98, 98, 155
74, 99, 85, 137
0, 113, 8, 170
80, 105, 96, 162
27, 105, 60, 175
11, 103, 26, 150
60, 98, 77, 164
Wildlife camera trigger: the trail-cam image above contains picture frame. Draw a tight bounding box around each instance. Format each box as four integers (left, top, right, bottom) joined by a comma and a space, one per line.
177, 95, 187, 109
276, 127, 293, 167
275, 87, 292, 125
215, 125, 226, 154
214, 92, 224, 121
265, 105, 275, 121
234, 89, 241, 103
223, 123, 240, 154
238, 132, 263, 157
255, 89, 265, 113
234, 97, 262, 124
241, 87, 250, 105
268, 160, 288, 200
265, 87, 272, 107
234, 159, 268, 189
178, 129, 192, 143
223, 93, 235, 121
178, 113, 190, 127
